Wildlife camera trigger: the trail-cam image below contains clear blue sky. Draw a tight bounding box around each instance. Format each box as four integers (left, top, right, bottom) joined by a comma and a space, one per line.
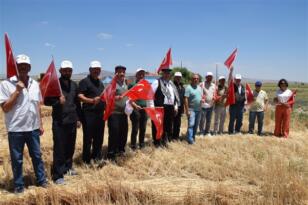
1, 0, 307, 82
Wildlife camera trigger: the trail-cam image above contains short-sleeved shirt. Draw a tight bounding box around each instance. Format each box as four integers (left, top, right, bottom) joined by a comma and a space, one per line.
276, 89, 292, 104
0, 76, 41, 132
200, 81, 215, 108
185, 84, 202, 111
250, 90, 268, 112
78, 75, 105, 112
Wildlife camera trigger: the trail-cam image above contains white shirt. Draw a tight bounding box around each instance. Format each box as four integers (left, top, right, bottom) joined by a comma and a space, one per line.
0, 76, 42, 132
151, 79, 175, 105
200, 81, 215, 108
276, 88, 292, 104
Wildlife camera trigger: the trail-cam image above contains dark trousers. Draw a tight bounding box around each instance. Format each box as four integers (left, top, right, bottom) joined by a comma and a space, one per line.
51, 121, 77, 181
228, 105, 244, 134
130, 109, 147, 148
152, 105, 174, 146
172, 111, 182, 140
82, 111, 105, 163
107, 113, 128, 159
249, 111, 264, 135
8, 130, 47, 189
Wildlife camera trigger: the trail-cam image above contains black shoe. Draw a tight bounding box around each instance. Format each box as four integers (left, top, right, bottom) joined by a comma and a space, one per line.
139, 143, 145, 149
248, 131, 254, 134
38, 181, 49, 188
14, 186, 24, 194
130, 144, 137, 150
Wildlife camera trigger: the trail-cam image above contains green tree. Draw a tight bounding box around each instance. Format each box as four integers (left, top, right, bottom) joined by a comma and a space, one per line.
171, 67, 203, 85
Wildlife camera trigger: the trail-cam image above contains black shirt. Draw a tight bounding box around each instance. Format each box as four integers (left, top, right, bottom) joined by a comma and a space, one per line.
78, 75, 105, 112
44, 77, 82, 124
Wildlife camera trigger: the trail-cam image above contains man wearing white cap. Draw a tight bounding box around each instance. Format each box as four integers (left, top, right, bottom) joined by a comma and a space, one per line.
213, 76, 227, 134
228, 73, 246, 134
0, 54, 47, 193
172, 71, 185, 140
128, 68, 148, 150
44, 60, 81, 184
199, 71, 216, 136
78, 61, 105, 164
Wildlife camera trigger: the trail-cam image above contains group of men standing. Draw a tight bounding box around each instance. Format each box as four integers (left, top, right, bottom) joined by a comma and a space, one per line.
0, 54, 269, 193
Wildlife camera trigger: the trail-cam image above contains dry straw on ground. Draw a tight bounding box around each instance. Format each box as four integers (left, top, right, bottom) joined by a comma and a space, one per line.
0, 107, 307, 205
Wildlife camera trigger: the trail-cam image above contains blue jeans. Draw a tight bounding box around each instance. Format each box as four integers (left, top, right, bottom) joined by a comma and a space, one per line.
249, 111, 264, 135
228, 105, 244, 134
199, 107, 213, 134
187, 109, 201, 144
8, 129, 47, 189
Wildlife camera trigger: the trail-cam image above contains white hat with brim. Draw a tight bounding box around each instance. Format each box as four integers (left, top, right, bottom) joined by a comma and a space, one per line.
218, 76, 225, 80
235, 74, 242, 80
61, 60, 73, 69
90, 61, 101, 68
174, 71, 182, 77
136, 68, 146, 73
206, 72, 213, 77
16, 54, 31, 65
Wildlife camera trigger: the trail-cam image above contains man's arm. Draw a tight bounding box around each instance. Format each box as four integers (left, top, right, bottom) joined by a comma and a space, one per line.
1, 81, 24, 113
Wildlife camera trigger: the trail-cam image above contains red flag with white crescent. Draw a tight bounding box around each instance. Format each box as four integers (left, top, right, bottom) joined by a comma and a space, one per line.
122, 79, 154, 100
245, 83, 254, 104
224, 48, 237, 69
144, 107, 164, 140
101, 76, 117, 121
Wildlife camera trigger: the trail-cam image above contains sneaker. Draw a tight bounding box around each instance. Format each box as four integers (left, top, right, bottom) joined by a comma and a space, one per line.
54, 178, 65, 185
14, 187, 24, 194
66, 168, 78, 176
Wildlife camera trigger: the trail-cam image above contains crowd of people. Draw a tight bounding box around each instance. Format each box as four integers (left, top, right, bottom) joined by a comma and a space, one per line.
0, 54, 295, 193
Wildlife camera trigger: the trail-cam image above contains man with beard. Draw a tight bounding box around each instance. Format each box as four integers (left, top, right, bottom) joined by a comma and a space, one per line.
107, 65, 128, 160
78, 61, 105, 164
44, 60, 81, 184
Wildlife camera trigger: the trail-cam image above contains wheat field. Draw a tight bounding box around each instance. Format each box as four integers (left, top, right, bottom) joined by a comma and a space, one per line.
0, 105, 307, 205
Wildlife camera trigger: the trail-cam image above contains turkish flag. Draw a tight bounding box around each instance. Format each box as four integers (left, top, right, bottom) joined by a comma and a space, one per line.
122, 79, 154, 100
287, 90, 297, 108
245, 83, 254, 104
144, 107, 164, 140
225, 78, 235, 106
101, 76, 117, 120
224, 48, 237, 69
157, 48, 172, 73
40, 60, 62, 99
4, 33, 18, 78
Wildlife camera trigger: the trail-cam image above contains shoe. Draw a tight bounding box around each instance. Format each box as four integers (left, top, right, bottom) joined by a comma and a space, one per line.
130, 145, 137, 151
38, 181, 49, 188
248, 131, 254, 134
66, 168, 78, 176
207, 133, 212, 137
139, 143, 145, 149
54, 178, 65, 185
14, 187, 24, 194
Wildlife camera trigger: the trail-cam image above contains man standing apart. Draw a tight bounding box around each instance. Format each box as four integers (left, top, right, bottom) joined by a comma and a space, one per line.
44, 60, 81, 184
107, 65, 128, 160
0, 54, 47, 193
172, 71, 185, 140
78, 61, 105, 164
248, 81, 268, 136
199, 72, 215, 136
184, 74, 202, 144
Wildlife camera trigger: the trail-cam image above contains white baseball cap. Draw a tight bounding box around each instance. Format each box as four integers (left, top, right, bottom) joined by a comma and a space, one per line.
206, 72, 213, 77
136, 67, 146, 73
61, 60, 73, 69
235, 74, 242, 80
16, 54, 31, 65
90, 60, 101, 68
218, 76, 225, 80
174, 71, 182, 77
